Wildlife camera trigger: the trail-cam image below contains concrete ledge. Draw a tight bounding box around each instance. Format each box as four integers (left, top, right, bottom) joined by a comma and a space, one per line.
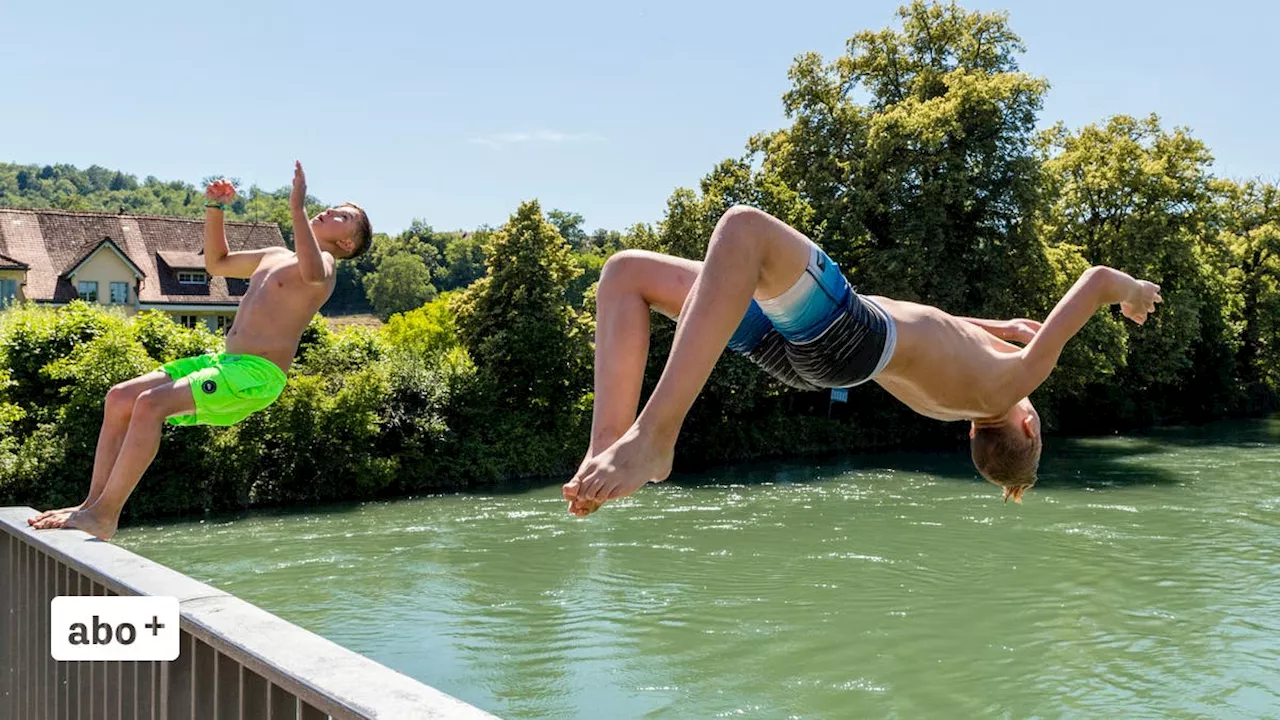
2, 506, 498, 719
0, 507, 228, 602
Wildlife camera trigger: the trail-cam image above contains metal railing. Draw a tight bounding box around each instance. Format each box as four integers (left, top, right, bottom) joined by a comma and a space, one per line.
1, 507, 498, 719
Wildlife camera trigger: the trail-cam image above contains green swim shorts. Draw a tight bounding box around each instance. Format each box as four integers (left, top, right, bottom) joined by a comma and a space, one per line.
159, 353, 287, 427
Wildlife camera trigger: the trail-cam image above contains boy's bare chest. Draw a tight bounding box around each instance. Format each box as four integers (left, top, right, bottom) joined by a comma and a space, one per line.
246, 260, 314, 302
243, 262, 322, 310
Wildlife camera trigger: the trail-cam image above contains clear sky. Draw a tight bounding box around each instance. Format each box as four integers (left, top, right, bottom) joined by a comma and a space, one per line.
2, 0, 1275, 235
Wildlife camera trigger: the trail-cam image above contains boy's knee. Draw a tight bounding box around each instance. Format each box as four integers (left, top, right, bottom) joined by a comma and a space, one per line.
131, 389, 167, 420
601, 250, 647, 282
721, 204, 768, 226
105, 383, 136, 416
715, 205, 769, 245
601, 249, 674, 295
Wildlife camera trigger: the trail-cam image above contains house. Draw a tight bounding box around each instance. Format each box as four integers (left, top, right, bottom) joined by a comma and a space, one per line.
0, 208, 286, 331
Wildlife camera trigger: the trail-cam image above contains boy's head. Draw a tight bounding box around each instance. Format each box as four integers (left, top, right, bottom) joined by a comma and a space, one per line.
970, 398, 1042, 503
311, 203, 373, 259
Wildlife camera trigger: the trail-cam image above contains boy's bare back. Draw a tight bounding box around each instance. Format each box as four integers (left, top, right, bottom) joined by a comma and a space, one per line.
870, 264, 1161, 426
870, 297, 1034, 422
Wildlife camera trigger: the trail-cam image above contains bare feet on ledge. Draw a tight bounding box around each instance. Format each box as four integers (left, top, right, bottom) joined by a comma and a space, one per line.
28, 504, 83, 528
32, 506, 118, 541
563, 427, 674, 516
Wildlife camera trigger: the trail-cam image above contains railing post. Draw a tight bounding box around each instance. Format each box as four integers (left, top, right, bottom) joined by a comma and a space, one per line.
1, 526, 10, 717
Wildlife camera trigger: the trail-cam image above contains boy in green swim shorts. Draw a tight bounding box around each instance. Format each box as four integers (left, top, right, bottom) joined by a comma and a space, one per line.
29, 162, 372, 540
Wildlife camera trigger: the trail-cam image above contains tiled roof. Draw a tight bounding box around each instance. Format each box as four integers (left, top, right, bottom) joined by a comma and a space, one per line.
0, 208, 285, 305
0, 252, 27, 270
155, 250, 206, 270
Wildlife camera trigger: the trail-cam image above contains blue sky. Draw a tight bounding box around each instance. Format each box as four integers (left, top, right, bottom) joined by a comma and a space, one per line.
2, 0, 1275, 235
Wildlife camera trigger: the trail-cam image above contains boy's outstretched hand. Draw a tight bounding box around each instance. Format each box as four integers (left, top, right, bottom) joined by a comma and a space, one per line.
1121, 280, 1162, 325
291, 161, 307, 212
205, 178, 235, 206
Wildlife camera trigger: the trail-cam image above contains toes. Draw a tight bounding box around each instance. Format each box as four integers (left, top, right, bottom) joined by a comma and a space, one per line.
578, 476, 605, 502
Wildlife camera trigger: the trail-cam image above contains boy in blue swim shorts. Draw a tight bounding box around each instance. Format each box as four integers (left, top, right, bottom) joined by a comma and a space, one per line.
30, 162, 373, 539
565, 205, 1161, 514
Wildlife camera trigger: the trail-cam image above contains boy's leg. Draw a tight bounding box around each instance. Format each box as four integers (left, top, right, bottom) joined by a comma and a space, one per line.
565, 206, 811, 508
29, 370, 172, 527
569, 250, 701, 515
41, 379, 195, 540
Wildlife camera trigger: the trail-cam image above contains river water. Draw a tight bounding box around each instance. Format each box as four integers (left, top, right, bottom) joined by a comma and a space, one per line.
119, 418, 1280, 718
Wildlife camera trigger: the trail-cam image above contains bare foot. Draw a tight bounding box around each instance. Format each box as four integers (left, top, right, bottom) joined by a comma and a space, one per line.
29, 505, 83, 528
565, 460, 603, 516
563, 427, 674, 514
565, 439, 616, 517
42, 508, 118, 541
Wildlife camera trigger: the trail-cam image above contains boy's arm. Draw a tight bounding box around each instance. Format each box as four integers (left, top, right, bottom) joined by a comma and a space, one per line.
203, 179, 285, 278
1014, 266, 1161, 396
290, 161, 336, 286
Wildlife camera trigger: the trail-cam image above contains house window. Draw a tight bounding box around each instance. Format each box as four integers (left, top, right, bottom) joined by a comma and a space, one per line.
178, 272, 208, 285
77, 281, 98, 302
109, 282, 129, 305
0, 279, 17, 305
216, 315, 233, 333
178, 315, 199, 329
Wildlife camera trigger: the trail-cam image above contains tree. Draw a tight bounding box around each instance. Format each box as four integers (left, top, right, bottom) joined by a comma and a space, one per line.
108, 171, 133, 192
453, 201, 591, 442
363, 253, 438, 320
586, 229, 622, 254
382, 293, 462, 358
622, 223, 662, 252
758, 0, 1052, 317
1218, 179, 1280, 402
548, 209, 588, 250
436, 232, 487, 291
1039, 114, 1236, 423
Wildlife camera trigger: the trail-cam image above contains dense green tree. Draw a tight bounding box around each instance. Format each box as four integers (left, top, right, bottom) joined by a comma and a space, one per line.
758, 0, 1052, 318
454, 201, 590, 411
1039, 114, 1236, 425
547, 209, 588, 250
452, 201, 593, 474
1217, 179, 1280, 406
436, 231, 488, 291
363, 253, 438, 320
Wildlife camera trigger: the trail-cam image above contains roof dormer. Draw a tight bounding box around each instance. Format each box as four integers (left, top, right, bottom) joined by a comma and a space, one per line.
156, 251, 208, 285
64, 237, 146, 282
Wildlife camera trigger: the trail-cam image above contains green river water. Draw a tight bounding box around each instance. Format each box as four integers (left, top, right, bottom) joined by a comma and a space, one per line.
118, 418, 1280, 719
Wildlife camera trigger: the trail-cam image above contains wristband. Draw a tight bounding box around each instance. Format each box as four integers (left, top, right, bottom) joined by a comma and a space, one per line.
205, 202, 229, 211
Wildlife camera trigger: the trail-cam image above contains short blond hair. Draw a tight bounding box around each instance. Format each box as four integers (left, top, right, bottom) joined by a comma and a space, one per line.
971, 423, 1041, 503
